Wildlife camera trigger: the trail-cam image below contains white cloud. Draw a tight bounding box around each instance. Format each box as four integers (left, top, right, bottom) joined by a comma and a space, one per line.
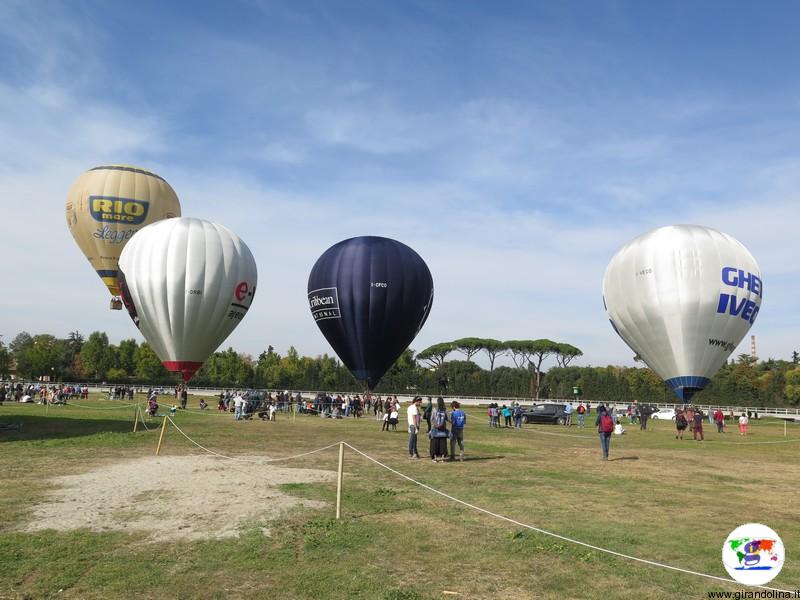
304, 103, 446, 154
1, 2, 798, 382
259, 142, 307, 165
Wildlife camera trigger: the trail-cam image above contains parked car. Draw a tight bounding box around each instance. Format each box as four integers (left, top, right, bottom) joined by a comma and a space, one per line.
522, 403, 567, 425
651, 408, 676, 420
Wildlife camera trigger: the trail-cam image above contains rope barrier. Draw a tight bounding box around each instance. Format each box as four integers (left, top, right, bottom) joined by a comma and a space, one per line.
342, 442, 794, 594
65, 401, 137, 411
142, 417, 795, 592
138, 406, 152, 431
165, 416, 341, 464
518, 426, 597, 441
703, 437, 800, 446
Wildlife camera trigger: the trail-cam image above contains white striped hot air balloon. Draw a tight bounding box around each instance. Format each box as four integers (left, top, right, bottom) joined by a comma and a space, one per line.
65, 165, 181, 309
602, 225, 762, 403
117, 217, 257, 382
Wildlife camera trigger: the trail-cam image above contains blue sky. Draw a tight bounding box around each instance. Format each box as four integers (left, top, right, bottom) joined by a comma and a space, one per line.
1, 0, 798, 371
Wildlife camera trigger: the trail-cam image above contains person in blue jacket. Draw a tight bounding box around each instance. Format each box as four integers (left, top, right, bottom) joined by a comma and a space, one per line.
449, 401, 467, 461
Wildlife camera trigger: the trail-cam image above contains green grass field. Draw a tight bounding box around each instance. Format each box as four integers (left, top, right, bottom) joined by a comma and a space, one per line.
2, 396, 799, 599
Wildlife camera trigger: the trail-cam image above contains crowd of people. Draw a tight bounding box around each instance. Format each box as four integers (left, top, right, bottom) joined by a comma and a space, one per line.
591, 402, 759, 460
1, 379, 772, 465
484, 403, 525, 428
0, 382, 89, 405
405, 396, 468, 462
107, 386, 135, 401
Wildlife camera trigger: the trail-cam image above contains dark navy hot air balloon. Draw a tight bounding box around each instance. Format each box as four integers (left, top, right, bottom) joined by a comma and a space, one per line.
308, 236, 434, 390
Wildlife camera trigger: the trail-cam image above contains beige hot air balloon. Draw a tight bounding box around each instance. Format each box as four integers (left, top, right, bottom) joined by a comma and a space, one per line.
65, 165, 181, 309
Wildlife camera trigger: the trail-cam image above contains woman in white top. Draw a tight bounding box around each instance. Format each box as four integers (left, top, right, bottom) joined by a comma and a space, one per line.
738, 413, 749, 436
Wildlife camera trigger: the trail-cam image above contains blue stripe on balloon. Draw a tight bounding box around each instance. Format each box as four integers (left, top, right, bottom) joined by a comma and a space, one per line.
665, 376, 711, 403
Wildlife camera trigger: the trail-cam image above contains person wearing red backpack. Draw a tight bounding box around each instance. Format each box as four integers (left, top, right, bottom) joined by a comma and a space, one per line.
596, 404, 614, 461
576, 402, 586, 428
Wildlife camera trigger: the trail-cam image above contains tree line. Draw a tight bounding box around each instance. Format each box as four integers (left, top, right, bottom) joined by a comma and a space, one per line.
2, 331, 799, 406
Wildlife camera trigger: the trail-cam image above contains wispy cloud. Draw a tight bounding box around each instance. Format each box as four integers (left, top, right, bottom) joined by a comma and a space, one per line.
1, 1, 798, 374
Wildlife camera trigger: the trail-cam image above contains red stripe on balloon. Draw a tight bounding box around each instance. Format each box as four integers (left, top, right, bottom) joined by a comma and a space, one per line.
162, 361, 203, 382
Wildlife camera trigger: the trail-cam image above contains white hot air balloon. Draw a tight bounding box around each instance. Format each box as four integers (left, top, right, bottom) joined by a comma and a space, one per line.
602, 225, 762, 403
118, 217, 257, 382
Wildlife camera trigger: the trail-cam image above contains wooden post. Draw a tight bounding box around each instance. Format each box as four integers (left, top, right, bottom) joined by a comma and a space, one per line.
335, 442, 344, 519
155, 415, 168, 455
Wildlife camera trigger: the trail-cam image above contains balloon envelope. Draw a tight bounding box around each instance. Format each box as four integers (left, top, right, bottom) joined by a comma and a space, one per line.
118, 217, 257, 381
65, 165, 181, 301
602, 225, 762, 402
308, 236, 434, 389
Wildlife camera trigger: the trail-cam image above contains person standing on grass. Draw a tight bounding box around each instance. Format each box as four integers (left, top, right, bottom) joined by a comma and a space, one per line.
429, 397, 449, 462
675, 408, 688, 439
739, 412, 749, 436
685, 406, 695, 429
423, 397, 433, 432
501, 404, 512, 428
596, 404, 614, 461
576, 402, 586, 428
407, 396, 422, 459
713, 408, 725, 433
233, 392, 244, 420
639, 404, 651, 430
513, 402, 523, 429
449, 401, 467, 461
564, 402, 574, 427
384, 396, 392, 418
692, 410, 704, 441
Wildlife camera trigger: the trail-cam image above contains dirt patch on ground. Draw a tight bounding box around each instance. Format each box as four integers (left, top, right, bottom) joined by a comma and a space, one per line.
24, 455, 335, 541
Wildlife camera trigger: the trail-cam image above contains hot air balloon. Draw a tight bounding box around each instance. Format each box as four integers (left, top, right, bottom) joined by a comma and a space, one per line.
65, 165, 181, 310
602, 225, 762, 403
308, 236, 434, 390
117, 217, 257, 382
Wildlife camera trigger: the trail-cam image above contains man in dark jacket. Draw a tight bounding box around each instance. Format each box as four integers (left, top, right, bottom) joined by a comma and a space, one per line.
423, 397, 433, 432
639, 404, 652, 430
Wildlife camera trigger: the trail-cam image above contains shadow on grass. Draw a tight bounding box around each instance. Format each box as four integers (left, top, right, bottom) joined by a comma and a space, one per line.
422, 455, 505, 463
459, 455, 505, 462
0, 414, 140, 443
609, 456, 639, 461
